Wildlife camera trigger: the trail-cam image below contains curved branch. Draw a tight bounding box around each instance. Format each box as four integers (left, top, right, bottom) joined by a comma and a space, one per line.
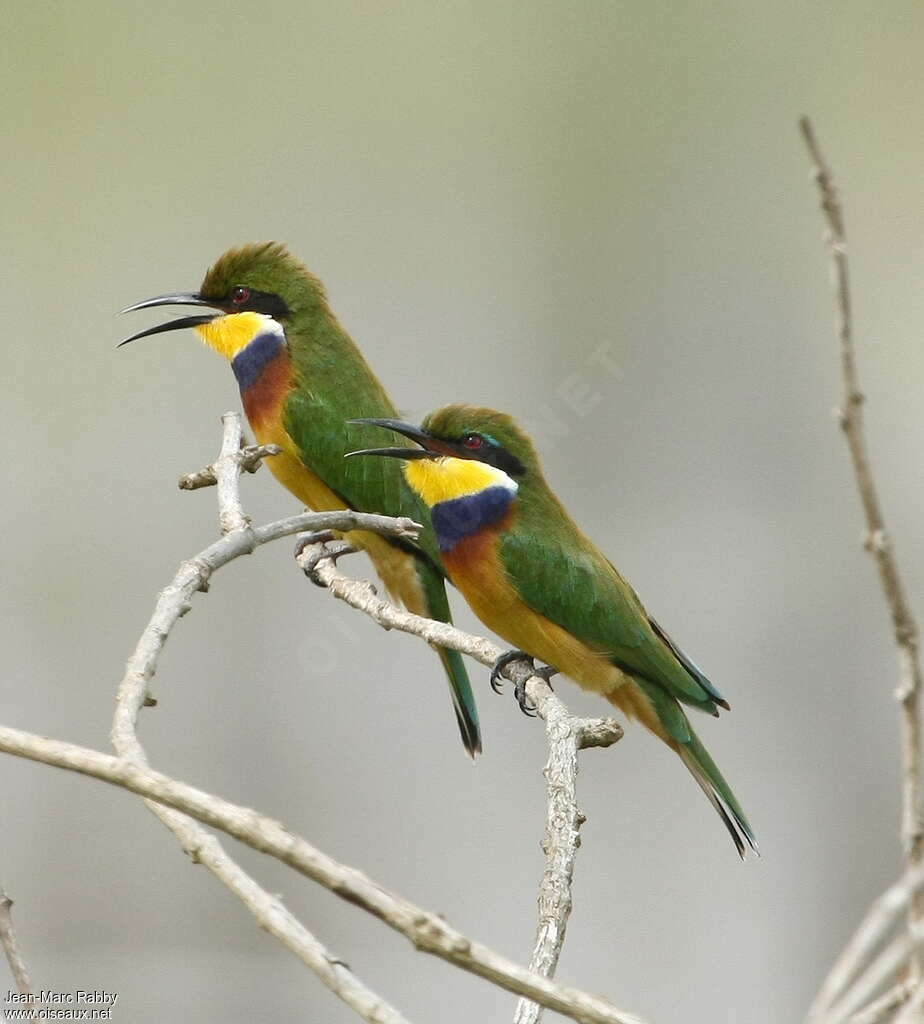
111, 416, 418, 1024
0, 887, 34, 1005
0, 725, 643, 1024
295, 538, 624, 1024
105, 413, 637, 1023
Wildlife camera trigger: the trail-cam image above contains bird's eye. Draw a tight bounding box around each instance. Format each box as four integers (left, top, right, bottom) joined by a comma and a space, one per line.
462, 433, 484, 450
231, 286, 251, 306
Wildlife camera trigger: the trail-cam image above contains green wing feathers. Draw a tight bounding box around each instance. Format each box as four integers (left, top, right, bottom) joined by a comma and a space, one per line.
500, 495, 755, 854
634, 678, 756, 857
499, 524, 724, 713
281, 332, 480, 754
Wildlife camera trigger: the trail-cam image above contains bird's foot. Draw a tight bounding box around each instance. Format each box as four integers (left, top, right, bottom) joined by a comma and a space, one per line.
490, 650, 558, 717
490, 649, 530, 694
296, 531, 357, 586
512, 675, 538, 717
533, 663, 558, 686
294, 530, 335, 560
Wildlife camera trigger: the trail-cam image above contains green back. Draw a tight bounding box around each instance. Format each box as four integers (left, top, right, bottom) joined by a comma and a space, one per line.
282, 311, 444, 570
498, 476, 724, 713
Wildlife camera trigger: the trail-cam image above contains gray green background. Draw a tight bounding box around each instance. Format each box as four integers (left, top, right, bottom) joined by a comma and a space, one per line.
3, 2, 923, 1021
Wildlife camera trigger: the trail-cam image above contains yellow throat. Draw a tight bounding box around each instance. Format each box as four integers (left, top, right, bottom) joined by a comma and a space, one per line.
195, 311, 275, 360
404, 457, 518, 507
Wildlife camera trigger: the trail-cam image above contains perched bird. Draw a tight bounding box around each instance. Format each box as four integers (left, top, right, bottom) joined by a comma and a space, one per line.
120, 243, 481, 756
349, 405, 756, 856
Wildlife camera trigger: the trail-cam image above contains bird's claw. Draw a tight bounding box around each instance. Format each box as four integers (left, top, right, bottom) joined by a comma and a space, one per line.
513, 677, 538, 717
296, 532, 357, 587
489, 649, 557, 716
294, 530, 335, 560
533, 663, 558, 687
490, 649, 529, 694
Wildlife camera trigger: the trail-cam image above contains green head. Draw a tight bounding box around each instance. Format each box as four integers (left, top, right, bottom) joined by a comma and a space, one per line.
348, 404, 544, 508
419, 405, 541, 478
119, 242, 330, 358
198, 242, 328, 320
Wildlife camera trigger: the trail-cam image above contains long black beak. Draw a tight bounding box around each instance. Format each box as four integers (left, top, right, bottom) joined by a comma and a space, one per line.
345, 417, 441, 461
119, 292, 221, 347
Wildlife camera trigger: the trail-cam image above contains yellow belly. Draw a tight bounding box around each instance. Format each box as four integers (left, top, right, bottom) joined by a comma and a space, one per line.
445, 537, 627, 696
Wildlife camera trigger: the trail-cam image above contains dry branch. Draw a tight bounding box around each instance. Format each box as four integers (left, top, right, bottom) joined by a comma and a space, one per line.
104, 413, 641, 1023
0, 887, 33, 1003
811, 863, 924, 1022
178, 442, 283, 491
850, 982, 916, 1024
801, 117, 924, 1017
112, 419, 416, 1024
0, 721, 643, 1024
295, 536, 625, 1023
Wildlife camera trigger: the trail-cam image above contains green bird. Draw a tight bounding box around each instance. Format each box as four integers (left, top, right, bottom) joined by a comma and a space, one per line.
121, 243, 481, 756
349, 405, 757, 856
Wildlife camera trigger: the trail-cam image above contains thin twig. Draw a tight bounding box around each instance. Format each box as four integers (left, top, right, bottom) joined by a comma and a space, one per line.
801, 116, 924, 992
112, 415, 417, 1024
849, 980, 915, 1024
829, 932, 914, 1023
810, 864, 924, 1022
0, 888, 33, 997
893, 978, 924, 1024
0, 725, 644, 1024
513, 704, 621, 1024
215, 412, 252, 534
178, 443, 282, 491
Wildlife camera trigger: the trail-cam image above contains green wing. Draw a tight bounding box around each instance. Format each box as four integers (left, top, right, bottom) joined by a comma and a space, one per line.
281, 342, 481, 755
282, 386, 443, 569
498, 506, 726, 714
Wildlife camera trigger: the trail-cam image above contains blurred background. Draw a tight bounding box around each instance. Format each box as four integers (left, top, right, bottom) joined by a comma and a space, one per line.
2, 2, 924, 1021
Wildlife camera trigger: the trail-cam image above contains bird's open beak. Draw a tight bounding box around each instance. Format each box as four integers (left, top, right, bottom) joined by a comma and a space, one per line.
118, 292, 222, 347
345, 417, 449, 461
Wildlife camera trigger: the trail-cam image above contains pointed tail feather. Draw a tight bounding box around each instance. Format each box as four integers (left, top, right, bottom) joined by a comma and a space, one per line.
415, 559, 482, 757
677, 728, 758, 859
437, 645, 482, 757
627, 677, 756, 857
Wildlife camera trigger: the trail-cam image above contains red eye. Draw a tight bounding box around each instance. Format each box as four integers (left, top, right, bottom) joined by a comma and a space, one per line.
462, 433, 484, 450
231, 286, 250, 305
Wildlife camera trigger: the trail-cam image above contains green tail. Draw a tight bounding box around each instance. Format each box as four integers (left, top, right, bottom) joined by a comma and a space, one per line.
678, 728, 757, 859
636, 678, 756, 857
416, 559, 482, 757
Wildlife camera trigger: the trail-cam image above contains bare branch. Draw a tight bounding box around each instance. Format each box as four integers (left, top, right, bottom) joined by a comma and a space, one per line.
513, 697, 622, 1024
215, 411, 253, 534
0, 725, 645, 1024
113, 414, 418, 1024
106, 414, 639, 1022
178, 444, 282, 491
152, 813, 412, 1024
829, 932, 914, 1023
849, 981, 915, 1024
0, 887, 33, 1000
801, 116, 924, 990
810, 864, 924, 1022
893, 979, 924, 1024
295, 537, 624, 1023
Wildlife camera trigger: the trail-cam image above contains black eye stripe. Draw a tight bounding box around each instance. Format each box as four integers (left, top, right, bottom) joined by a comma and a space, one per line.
225, 287, 290, 319
448, 432, 525, 477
